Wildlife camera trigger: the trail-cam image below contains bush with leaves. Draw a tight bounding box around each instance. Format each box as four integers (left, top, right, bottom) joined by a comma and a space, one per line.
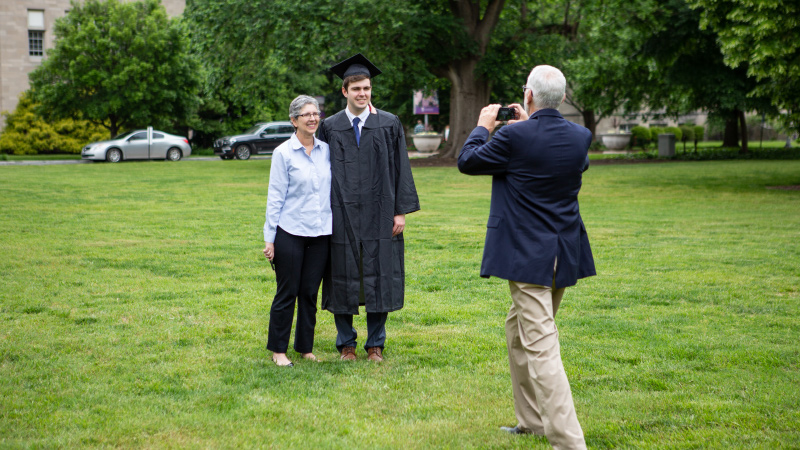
29, 0, 199, 139
693, 125, 705, 152
665, 126, 683, 142
0, 92, 107, 155
679, 125, 695, 152
631, 126, 652, 149
649, 127, 664, 141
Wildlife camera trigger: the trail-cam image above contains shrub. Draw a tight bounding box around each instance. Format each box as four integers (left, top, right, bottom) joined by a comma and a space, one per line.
664, 126, 683, 141
649, 126, 665, 139
693, 126, 705, 141
679, 126, 695, 152
631, 126, 652, 149
692, 125, 705, 153
0, 91, 107, 155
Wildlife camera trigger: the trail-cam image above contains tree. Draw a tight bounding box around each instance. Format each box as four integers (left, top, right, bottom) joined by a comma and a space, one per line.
0, 92, 107, 155
639, 0, 774, 153
186, 0, 668, 158
29, 0, 199, 139
691, 0, 800, 134
186, 0, 507, 159
184, 1, 330, 146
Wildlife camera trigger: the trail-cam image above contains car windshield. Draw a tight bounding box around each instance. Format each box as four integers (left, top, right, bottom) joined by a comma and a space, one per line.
244, 125, 263, 135
112, 131, 134, 140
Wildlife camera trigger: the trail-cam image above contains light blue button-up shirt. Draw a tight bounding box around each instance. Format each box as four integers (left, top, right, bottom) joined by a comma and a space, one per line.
263, 133, 332, 243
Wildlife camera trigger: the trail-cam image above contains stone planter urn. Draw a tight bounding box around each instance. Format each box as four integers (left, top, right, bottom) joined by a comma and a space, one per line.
600, 133, 632, 150
411, 134, 443, 153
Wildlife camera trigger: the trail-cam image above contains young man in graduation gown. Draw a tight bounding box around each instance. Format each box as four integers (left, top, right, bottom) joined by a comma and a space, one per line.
318, 54, 420, 362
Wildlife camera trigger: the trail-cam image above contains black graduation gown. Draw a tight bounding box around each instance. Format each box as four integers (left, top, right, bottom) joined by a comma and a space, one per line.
318, 109, 420, 315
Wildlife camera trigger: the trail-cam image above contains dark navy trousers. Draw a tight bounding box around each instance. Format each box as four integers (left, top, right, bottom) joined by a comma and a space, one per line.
267, 227, 329, 354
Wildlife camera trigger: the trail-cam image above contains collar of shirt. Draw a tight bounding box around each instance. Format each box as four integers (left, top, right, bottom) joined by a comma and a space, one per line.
345, 107, 370, 132
288, 132, 322, 154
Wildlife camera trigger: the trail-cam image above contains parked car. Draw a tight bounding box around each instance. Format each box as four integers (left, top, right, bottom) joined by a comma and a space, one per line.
81, 128, 191, 162
213, 122, 295, 160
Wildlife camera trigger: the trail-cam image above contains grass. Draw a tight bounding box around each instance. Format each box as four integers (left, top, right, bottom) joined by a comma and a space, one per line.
0, 153, 82, 161
1, 159, 799, 448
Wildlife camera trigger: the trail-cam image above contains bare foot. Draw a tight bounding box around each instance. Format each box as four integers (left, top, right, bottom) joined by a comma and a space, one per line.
301, 353, 319, 362
272, 353, 293, 367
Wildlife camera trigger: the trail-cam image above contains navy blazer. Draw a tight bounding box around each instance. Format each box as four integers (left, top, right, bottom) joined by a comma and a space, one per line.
458, 108, 596, 288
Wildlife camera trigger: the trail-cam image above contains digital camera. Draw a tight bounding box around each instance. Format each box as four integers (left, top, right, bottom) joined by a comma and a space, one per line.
496, 107, 518, 121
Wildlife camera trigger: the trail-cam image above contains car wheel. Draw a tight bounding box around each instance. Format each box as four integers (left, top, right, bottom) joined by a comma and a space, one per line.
106, 148, 122, 163
166, 147, 182, 161
235, 144, 251, 160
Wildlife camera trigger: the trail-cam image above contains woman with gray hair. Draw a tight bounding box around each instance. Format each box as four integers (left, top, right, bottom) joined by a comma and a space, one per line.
262, 95, 331, 366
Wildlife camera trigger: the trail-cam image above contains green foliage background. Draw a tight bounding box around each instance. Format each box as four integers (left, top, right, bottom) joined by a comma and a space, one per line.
28, 0, 199, 139
0, 93, 107, 155
4, 0, 799, 153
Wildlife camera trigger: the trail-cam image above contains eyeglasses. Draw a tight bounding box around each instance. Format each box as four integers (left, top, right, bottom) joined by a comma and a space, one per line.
296, 112, 321, 119
522, 85, 531, 94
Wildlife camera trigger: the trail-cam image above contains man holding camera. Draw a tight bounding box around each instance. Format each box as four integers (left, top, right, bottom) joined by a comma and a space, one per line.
458, 65, 595, 449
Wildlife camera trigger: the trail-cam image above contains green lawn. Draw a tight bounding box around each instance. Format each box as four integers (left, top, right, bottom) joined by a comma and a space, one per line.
1, 159, 798, 448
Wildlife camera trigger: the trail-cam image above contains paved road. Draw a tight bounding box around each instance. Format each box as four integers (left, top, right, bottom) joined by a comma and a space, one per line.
0, 153, 435, 166
0, 155, 272, 166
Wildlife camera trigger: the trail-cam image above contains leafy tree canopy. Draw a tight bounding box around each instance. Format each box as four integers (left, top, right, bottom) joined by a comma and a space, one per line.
691, 0, 800, 132
187, 0, 663, 155
29, 0, 200, 138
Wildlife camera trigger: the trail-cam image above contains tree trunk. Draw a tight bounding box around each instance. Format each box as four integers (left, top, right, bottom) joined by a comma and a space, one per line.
738, 109, 748, 154
438, 58, 491, 160
722, 111, 739, 148
582, 109, 597, 140
108, 118, 119, 140
436, 0, 505, 160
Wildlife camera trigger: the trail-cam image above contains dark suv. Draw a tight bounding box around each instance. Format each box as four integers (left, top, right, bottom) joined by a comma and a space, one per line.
213, 121, 295, 160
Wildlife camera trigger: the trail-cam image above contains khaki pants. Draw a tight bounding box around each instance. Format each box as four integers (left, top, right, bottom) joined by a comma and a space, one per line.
506, 280, 586, 450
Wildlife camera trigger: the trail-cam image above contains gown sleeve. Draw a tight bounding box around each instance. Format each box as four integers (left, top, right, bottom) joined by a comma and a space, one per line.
391, 116, 421, 216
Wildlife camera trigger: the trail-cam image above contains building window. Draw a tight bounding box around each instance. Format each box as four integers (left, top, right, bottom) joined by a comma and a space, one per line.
28, 10, 45, 57
28, 31, 44, 56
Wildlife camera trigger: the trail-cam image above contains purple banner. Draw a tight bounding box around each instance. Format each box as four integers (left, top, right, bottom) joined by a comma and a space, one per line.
413, 90, 439, 115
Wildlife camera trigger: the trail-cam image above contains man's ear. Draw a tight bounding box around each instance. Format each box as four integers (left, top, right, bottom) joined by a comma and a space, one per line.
561, 93, 566, 105
342, 86, 347, 97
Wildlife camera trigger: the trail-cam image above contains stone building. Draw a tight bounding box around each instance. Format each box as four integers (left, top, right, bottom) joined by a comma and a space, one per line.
0, 0, 185, 130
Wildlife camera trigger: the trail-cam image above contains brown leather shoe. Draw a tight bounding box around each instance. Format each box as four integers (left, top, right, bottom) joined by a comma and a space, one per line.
366, 347, 383, 362
340, 346, 356, 361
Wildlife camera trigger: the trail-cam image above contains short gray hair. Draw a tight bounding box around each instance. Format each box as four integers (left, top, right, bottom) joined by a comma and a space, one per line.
289, 95, 319, 119
526, 65, 566, 110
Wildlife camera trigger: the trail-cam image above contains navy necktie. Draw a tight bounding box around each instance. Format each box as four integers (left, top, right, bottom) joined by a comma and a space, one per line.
353, 117, 361, 146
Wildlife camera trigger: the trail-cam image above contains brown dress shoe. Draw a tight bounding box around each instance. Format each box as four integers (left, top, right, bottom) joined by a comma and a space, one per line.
340, 346, 356, 361
367, 347, 384, 362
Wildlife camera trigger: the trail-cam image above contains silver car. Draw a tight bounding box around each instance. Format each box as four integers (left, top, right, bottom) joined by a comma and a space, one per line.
81, 127, 192, 162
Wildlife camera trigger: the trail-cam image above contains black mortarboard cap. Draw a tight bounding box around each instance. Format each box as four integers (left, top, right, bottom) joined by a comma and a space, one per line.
330, 53, 382, 80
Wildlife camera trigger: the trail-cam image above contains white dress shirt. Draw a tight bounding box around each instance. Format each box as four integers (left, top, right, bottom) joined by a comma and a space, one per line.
345, 107, 370, 135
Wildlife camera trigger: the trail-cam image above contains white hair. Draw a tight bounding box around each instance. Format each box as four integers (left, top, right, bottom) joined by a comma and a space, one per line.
526, 65, 566, 110
289, 95, 319, 119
